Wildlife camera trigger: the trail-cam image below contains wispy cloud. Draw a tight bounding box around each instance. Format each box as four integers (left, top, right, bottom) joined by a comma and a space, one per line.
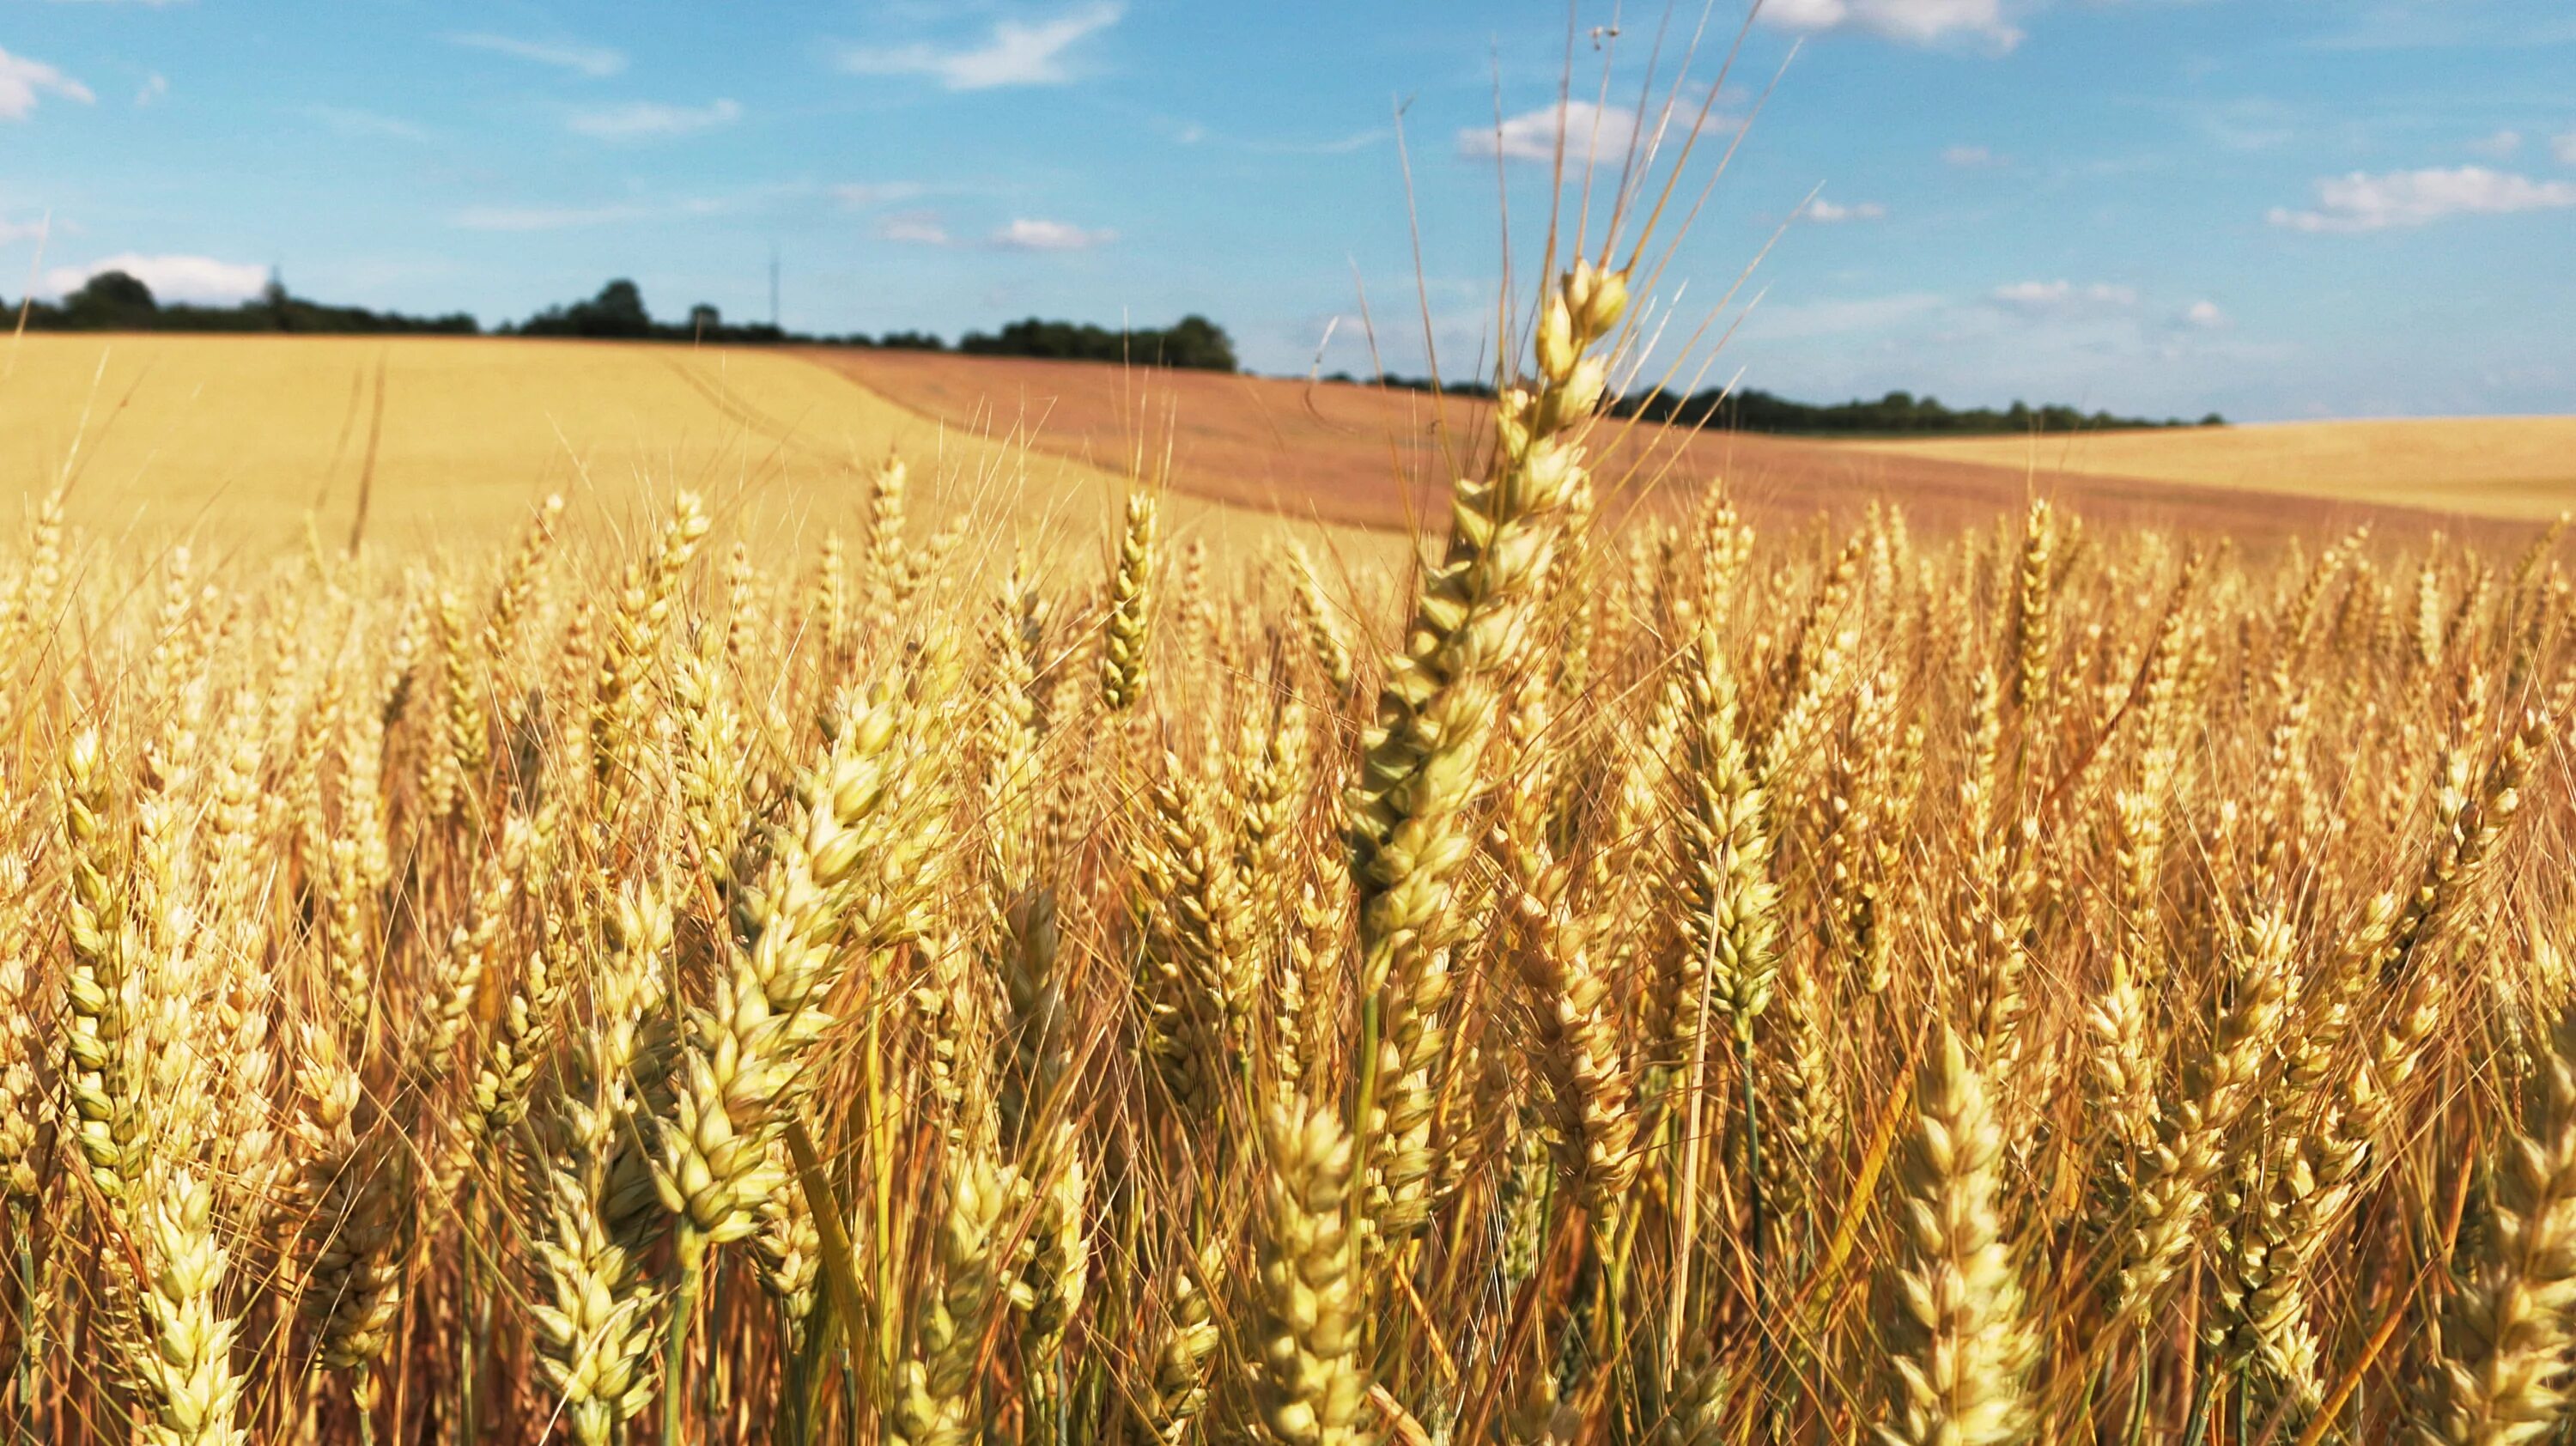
453, 186, 796, 231
833, 182, 930, 209
452, 203, 654, 232
1760, 0, 2020, 52
1941, 143, 2004, 167
567, 98, 741, 141
867, 206, 1136, 254
0, 216, 51, 246
2266, 167, 2576, 233
991, 216, 1115, 251
2185, 95, 2304, 153
446, 33, 626, 78
2181, 300, 2229, 330
1135, 109, 1387, 156
306, 104, 430, 143
134, 73, 167, 107
2465, 129, 2522, 159
2308, 7, 2576, 52
0, 48, 96, 121
837, 3, 1123, 91
876, 210, 954, 246
2555, 132, 2576, 165
1738, 292, 1946, 342
1242, 128, 1389, 156
44, 252, 268, 303
1989, 279, 2140, 314
1461, 99, 1733, 166
1801, 197, 1887, 223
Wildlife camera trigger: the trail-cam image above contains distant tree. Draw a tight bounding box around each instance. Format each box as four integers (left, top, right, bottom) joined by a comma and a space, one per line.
1157, 314, 1236, 371
688, 303, 721, 338
259, 274, 295, 330
73, 270, 158, 312
569, 280, 649, 337
957, 314, 1236, 372
519, 279, 655, 339
592, 281, 648, 332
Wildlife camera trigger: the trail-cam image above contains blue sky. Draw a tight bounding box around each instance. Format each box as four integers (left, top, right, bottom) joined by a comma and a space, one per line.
1, 1, 2571, 421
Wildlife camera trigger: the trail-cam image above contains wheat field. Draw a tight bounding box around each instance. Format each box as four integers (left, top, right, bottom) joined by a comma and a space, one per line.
1860, 417, 2576, 522
0, 331, 1388, 566
0, 251, 2571, 1446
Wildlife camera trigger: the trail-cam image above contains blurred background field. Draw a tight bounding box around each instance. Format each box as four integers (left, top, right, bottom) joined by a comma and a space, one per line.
1859, 416, 2576, 521
4, 330, 2566, 567
0, 332, 1394, 568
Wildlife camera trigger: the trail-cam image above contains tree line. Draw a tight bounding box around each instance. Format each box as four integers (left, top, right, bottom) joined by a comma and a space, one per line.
955, 314, 1236, 371
11, 271, 2220, 431
1341, 371, 2223, 434
1621, 384, 2224, 434
9, 270, 477, 335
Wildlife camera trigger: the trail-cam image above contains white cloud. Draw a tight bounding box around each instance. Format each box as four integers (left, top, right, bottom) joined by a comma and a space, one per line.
1761, 0, 2020, 52
877, 210, 954, 246
1989, 279, 2139, 313
2182, 300, 2229, 329
307, 105, 430, 143
2465, 129, 2522, 159
45, 253, 268, 303
568, 98, 741, 141
2265, 166, 2576, 233
0, 216, 50, 246
1461, 99, 1732, 166
445, 33, 625, 78
838, 3, 1122, 91
0, 48, 96, 121
2555, 132, 2576, 166
1941, 143, 2003, 167
1801, 197, 1887, 223
991, 217, 1115, 251
134, 73, 167, 107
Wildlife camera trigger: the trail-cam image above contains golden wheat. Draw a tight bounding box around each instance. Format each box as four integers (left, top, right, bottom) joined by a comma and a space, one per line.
0, 246, 2565, 1446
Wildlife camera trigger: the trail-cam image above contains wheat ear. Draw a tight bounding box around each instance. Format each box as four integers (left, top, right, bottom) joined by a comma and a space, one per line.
2415, 994, 2576, 1445
1876, 1028, 2036, 1446
1252, 1095, 1370, 1445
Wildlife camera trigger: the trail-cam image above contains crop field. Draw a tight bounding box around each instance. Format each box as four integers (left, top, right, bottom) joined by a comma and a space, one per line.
8, 330, 2540, 568
0, 259, 2573, 1446
810, 346, 2507, 544
1861, 416, 2576, 522
0, 331, 1382, 563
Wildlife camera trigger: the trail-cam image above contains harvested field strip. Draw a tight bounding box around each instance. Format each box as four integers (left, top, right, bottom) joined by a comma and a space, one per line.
799, 346, 2507, 545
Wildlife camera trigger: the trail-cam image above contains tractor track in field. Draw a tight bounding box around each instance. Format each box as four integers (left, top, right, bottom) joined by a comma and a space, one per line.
659, 355, 851, 471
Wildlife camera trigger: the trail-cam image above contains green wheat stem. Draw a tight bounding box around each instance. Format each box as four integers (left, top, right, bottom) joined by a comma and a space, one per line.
663, 1253, 703, 1446
11, 1202, 36, 1446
